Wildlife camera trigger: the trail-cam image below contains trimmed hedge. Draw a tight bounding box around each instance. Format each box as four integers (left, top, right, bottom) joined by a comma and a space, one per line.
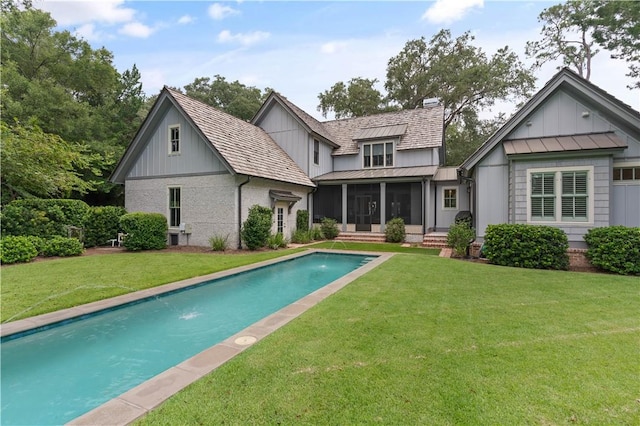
483, 224, 569, 270
241, 205, 273, 250
584, 226, 640, 275
1, 199, 90, 239
83, 206, 127, 247
41, 236, 84, 257
119, 212, 168, 251
0, 236, 38, 264
385, 217, 406, 243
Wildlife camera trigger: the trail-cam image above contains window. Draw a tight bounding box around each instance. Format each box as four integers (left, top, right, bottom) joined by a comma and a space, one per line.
528, 167, 592, 223
613, 164, 640, 182
276, 207, 284, 234
363, 142, 393, 168
443, 187, 458, 209
169, 187, 181, 227
313, 139, 320, 165
169, 125, 180, 154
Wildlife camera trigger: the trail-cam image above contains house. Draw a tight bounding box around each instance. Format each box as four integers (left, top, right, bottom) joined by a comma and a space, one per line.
458, 68, 640, 248
111, 88, 461, 247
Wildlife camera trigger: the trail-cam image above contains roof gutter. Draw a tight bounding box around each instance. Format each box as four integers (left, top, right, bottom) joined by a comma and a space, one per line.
237, 175, 252, 249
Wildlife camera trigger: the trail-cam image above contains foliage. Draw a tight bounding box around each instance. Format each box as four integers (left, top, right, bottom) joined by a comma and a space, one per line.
267, 233, 288, 250
525, 1, 599, 80
385, 218, 406, 243
41, 236, 84, 257
385, 30, 535, 130
25, 235, 46, 255
1, 198, 90, 238
584, 226, 640, 275
483, 224, 569, 270
209, 234, 229, 252
296, 210, 309, 233
447, 222, 476, 257
1, 121, 99, 201
319, 217, 339, 240
445, 110, 505, 166
0, 236, 38, 264
183, 75, 268, 121
119, 212, 168, 251
241, 205, 273, 250
83, 206, 127, 248
317, 77, 400, 119
309, 226, 325, 241
291, 230, 312, 244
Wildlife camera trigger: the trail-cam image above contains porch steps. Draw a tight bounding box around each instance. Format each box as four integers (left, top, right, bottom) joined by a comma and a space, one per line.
422, 233, 449, 248
336, 232, 386, 243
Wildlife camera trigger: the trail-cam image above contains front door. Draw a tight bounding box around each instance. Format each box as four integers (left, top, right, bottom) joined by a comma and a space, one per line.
355, 195, 372, 231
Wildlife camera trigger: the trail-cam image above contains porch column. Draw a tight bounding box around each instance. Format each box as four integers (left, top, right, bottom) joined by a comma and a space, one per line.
424, 179, 431, 233
379, 182, 386, 232
341, 183, 348, 231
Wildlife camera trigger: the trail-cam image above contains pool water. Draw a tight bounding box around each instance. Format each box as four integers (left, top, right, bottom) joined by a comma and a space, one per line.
0, 252, 376, 425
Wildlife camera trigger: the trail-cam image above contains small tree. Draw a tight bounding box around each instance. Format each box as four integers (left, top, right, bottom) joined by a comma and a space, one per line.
241, 205, 273, 250
447, 222, 475, 257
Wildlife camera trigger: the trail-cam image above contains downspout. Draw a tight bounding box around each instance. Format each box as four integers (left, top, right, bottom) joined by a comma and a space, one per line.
237, 175, 252, 249
307, 185, 318, 229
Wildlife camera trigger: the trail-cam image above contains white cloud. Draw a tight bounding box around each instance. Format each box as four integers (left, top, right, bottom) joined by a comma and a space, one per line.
208, 3, 240, 20
320, 41, 348, 54
422, 0, 484, 25
177, 15, 194, 25
73, 23, 110, 42
38, 0, 136, 26
217, 30, 270, 46
119, 22, 155, 38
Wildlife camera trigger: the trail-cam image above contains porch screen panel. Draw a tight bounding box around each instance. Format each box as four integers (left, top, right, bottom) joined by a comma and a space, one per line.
313, 185, 342, 223
347, 184, 381, 224
386, 182, 422, 225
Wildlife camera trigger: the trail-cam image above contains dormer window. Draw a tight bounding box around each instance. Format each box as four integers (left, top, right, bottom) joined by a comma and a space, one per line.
169, 125, 180, 154
314, 139, 320, 165
363, 142, 393, 168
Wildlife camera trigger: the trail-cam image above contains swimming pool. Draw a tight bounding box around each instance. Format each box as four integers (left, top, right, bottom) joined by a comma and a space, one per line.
1, 251, 379, 425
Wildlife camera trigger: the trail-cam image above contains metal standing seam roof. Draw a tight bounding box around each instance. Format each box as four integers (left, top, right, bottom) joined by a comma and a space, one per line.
313, 166, 438, 182
166, 88, 314, 187
353, 124, 408, 140
502, 132, 628, 156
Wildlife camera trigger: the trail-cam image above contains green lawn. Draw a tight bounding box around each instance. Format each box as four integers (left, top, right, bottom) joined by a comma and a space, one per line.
309, 240, 440, 254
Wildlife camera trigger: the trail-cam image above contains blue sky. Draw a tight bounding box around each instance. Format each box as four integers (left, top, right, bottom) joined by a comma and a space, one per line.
37, 0, 639, 120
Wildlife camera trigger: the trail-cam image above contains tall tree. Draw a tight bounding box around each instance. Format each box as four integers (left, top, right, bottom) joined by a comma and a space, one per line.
317, 77, 399, 119
525, 0, 600, 80
445, 111, 505, 166
386, 30, 535, 129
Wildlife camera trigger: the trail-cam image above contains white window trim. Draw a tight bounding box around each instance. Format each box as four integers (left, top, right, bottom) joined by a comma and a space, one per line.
613, 161, 640, 185
526, 166, 594, 225
362, 140, 395, 169
442, 186, 458, 210
168, 124, 181, 155
167, 186, 182, 229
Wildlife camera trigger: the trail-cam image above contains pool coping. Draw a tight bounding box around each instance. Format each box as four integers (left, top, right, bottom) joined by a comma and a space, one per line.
0, 249, 394, 425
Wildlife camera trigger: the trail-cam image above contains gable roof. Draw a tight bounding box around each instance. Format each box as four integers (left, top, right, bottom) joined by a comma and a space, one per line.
460, 67, 640, 172
112, 87, 314, 187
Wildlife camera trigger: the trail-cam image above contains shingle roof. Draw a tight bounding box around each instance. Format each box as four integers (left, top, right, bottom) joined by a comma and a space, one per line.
166, 88, 314, 187
322, 106, 444, 155
502, 132, 627, 156
269, 92, 337, 144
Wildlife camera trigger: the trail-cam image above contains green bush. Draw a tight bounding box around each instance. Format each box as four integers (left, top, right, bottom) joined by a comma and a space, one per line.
83, 206, 127, 247
241, 205, 273, 250
309, 226, 324, 241
291, 229, 311, 244
483, 224, 569, 270
1, 199, 90, 238
0, 236, 38, 264
447, 222, 475, 257
120, 212, 168, 251
296, 210, 309, 233
320, 217, 339, 240
267, 233, 288, 249
584, 226, 640, 275
25, 235, 46, 255
41, 236, 84, 257
385, 217, 406, 243
209, 234, 229, 251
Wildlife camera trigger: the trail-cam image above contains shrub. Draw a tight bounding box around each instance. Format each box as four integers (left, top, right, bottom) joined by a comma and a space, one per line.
447, 222, 475, 257
483, 224, 569, 270
25, 235, 46, 255
120, 212, 168, 251
209, 234, 229, 252
267, 232, 288, 249
241, 205, 273, 250
1, 199, 90, 238
584, 226, 640, 275
296, 210, 309, 233
84, 206, 127, 248
0, 236, 38, 264
320, 217, 339, 240
385, 217, 406, 243
41, 236, 84, 257
309, 226, 324, 241
291, 229, 311, 244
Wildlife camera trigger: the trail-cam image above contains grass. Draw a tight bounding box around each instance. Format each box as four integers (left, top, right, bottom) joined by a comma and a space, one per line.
0, 249, 303, 322
309, 240, 440, 255
134, 255, 639, 425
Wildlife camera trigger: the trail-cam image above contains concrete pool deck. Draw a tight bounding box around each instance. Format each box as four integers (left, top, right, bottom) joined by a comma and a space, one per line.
1, 249, 393, 425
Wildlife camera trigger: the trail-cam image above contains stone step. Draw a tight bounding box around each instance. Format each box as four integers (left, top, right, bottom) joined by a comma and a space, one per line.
336, 232, 386, 243
422, 234, 449, 248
